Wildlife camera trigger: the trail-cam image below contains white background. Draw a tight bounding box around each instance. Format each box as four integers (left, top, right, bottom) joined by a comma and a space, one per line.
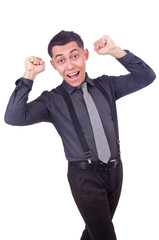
0, 0, 159, 239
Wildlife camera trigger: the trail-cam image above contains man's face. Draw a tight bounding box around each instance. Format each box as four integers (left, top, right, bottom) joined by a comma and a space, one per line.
50, 41, 89, 87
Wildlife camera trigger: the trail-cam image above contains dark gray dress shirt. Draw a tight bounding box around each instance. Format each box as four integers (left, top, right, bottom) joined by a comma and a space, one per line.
4, 51, 156, 162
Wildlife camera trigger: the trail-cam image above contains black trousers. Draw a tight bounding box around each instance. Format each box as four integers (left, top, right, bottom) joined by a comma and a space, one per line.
67, 161, 123, 240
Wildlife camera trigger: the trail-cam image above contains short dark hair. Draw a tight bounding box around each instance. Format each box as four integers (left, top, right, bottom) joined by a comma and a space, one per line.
48, 30, 84, 58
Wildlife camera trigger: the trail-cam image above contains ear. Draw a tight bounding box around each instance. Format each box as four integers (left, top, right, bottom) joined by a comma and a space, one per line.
50, 60, 57, 70
84, 49, 89, 61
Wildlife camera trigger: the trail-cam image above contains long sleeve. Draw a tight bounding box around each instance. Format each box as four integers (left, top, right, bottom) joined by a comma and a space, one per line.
109, 50, 156, 100
4, 78, 51, 126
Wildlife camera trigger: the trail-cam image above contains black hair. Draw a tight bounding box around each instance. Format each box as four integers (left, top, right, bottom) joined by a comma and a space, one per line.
48, 30, 84, 58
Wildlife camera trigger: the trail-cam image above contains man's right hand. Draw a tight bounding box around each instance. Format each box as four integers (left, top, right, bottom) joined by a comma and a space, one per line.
23, 56, 45, 80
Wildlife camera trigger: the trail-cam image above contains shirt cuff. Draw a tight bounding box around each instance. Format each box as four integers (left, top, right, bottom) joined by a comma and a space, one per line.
116, 50, 135, 66
15, 77, 34, 90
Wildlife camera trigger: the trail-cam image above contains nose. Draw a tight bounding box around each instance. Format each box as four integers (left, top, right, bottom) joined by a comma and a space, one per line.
66, 59, 74, 70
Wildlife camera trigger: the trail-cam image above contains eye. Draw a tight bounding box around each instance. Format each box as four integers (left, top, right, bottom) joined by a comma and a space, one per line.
58, 59, 65, 64
72, 54, 78, 59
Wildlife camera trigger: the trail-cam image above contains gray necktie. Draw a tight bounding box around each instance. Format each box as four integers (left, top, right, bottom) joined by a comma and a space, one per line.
81, 82, 111, 163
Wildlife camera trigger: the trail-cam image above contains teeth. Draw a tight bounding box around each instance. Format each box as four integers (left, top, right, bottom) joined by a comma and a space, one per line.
68, 72, 78, 77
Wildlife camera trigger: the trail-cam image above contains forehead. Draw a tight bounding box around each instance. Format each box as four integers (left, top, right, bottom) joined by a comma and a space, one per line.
52, 41, 82, 58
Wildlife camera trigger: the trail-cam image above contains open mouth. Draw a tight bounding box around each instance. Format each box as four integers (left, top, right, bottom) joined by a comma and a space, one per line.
67, 71, 80, 79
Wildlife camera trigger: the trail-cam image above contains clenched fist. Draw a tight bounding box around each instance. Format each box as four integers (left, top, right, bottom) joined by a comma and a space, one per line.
23, 56, 45, 80
94, 35, 127, 58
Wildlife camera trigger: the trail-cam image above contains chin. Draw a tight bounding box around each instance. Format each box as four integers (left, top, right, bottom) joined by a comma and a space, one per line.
70, 82, 81, 87
67, 78, 82, 87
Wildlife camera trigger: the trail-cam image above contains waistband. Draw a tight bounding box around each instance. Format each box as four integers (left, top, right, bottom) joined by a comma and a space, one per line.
68, 156, 121, 171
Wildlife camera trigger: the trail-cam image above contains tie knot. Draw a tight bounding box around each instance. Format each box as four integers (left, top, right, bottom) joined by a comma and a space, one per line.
81, 82, 88, 93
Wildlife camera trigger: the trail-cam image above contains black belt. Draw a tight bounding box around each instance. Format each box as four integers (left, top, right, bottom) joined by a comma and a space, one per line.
68, 156, 120, 171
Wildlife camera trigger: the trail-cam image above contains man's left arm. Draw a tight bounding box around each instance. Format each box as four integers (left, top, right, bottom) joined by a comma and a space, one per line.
94, 35, 156, 99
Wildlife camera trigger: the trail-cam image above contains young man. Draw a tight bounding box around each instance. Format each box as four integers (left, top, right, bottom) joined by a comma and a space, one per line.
5, 31, 156, 240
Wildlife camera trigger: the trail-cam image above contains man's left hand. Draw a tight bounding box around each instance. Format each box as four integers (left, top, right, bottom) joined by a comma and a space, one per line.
94, 35, 127, 58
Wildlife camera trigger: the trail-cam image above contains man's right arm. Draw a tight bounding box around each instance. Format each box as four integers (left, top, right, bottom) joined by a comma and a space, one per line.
4, 56, 50, 126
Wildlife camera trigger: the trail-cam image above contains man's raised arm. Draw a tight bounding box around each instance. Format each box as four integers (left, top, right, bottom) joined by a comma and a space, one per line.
94, 35, 156, 99
4, 56, 50, 126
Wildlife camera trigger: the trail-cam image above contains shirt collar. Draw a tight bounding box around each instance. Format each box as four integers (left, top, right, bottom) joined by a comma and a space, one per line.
62, 73, 95, 95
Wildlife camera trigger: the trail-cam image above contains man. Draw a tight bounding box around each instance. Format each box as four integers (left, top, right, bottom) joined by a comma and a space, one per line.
5, 31, 156, 240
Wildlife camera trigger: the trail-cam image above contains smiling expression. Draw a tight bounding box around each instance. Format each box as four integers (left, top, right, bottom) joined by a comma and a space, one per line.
50, 41, 89, 87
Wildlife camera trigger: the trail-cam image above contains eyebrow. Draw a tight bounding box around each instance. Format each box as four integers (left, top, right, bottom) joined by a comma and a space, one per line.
55, 48, 79, 59
70, 48, 79, 53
